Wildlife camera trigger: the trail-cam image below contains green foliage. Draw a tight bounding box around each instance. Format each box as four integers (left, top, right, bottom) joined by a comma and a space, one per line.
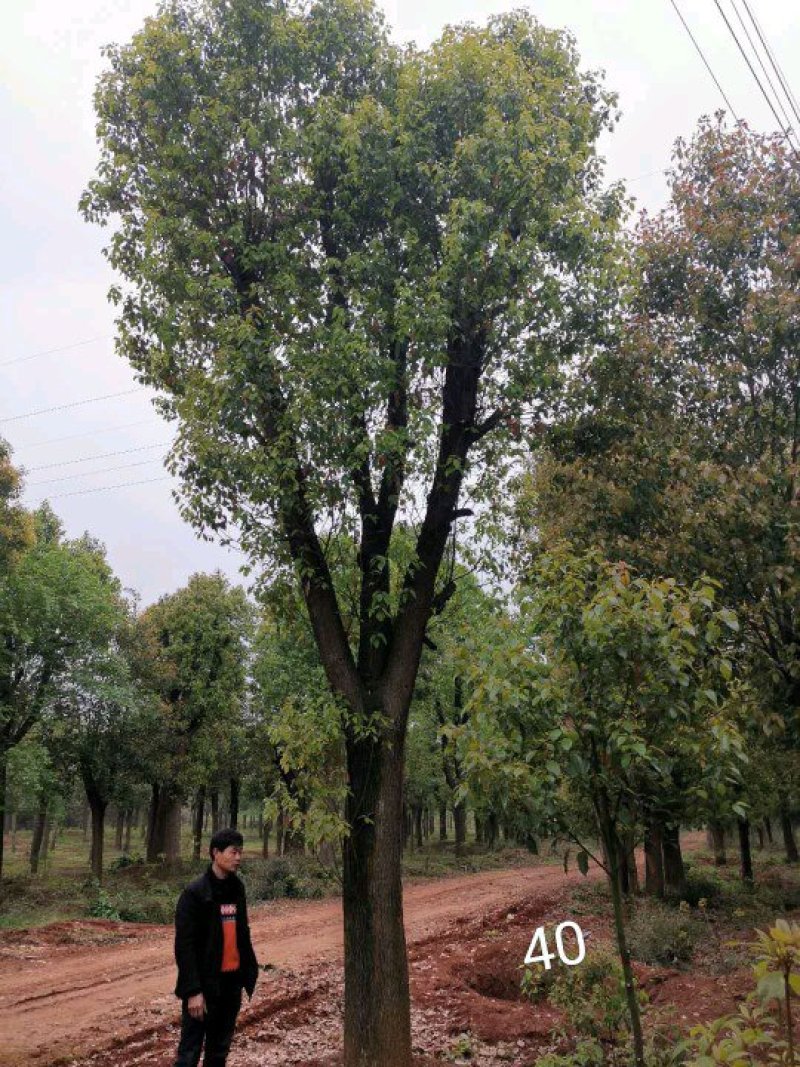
626, 900, 699, 967
682, 920, 800, 1066
88, 884, 122, 921
243, 856, 334, 901
525, 947, 648, 1049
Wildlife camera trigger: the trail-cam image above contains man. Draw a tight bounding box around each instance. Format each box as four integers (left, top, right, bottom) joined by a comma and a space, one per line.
173, 827, 259, 1067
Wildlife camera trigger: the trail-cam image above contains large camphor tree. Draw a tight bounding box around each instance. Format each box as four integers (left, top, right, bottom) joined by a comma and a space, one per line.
81, 1, 623, 1061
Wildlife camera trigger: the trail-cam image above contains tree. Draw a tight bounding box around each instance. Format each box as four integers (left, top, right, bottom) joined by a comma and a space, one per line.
82, 3, 623, 1060
518, 117, 800, 861
129, 572, 252, 867
0, 510, 121, 879
463, 548, 743, 1067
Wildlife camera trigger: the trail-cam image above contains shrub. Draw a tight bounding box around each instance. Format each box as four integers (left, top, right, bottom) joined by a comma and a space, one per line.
88, 887, 121, 921
627, 901, 698, 966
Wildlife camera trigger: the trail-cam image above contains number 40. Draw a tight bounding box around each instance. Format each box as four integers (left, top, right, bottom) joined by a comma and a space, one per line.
524, 922, 586, 969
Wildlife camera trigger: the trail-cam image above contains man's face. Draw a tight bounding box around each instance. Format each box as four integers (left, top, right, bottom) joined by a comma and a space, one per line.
213, 844, 243, 875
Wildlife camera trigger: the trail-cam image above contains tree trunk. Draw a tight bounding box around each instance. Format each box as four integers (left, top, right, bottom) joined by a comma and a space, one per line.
114, 807, 125, 851
89, 798, 107, 882
757, 823, 765, 849
276, 809, 285, 856
486, 811, 498, 848
439, 803, 447, 842
474, 814, 484, 845
663, 824, 687, 897
29, 796, 48, 875
82, 800, 89, 840
764, 816, 773, 844
10, 810, 18, 854
0, 749, 7, 879
643, 818, 664, 897
738, 817, 754, 882
164, 794, 182, 868
229, 778, 240, 830
210, 789, 220, 833
709, 821, 727, 865
342, 729, 411, 1067
413, 805, 423, 849
780, 803, 798, 863
262, 819, 271, 859
193, 786, 205, 860
453, 802, 467, 858
145, 783, 160, 861
597, 792, 645, 1067
124, 808, 133, 854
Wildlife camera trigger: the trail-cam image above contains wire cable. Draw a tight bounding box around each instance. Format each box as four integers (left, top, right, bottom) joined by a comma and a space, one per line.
26, 440, 170, 472
712, 0, 800, 158
730, 0, 795, 135
741, 0, 800, 126
668, 0, 741, 121
0, 388, 145, 425
28, 456, 166, 488
0, 336, 108, 368
20, 418, 159, 450
43, 475, 172, 500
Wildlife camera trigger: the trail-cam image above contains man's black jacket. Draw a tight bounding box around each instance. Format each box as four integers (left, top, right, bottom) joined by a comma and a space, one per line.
174, 867, 259, 1000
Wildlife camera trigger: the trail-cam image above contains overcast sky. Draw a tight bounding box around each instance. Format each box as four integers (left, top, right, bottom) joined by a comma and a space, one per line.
2, 0, 798, 606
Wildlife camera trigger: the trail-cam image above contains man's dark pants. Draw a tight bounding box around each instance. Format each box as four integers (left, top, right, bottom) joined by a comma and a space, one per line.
174, 975, 242, 1067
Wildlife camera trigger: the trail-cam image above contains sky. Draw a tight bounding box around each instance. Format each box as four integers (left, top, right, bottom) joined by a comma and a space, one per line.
2, 0, 798, 606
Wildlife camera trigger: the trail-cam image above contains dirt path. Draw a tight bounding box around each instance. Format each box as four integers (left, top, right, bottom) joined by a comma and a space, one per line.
0, 859, 601, 1066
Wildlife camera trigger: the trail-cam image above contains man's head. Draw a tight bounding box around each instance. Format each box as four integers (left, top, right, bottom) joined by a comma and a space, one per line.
209, 828, 243, 877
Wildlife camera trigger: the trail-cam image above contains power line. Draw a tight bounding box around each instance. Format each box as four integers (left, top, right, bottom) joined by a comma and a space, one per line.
20, 418, 159, 450
0, 336, 108, 368
28, 456, 166, 488
741, 0, 800, 127
26, 440, 170, 472
712, 0, 800, 157
43, 475, 173, 500
730, 0, 795, 135
668, 0, 741, 121
0, 388, 144, 425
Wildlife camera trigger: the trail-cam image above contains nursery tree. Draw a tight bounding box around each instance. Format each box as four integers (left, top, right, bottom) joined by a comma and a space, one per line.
0, 513, 121, 879
464, 548, 743, 1067
81, 1, 623, 1060
130, 572, 252, 866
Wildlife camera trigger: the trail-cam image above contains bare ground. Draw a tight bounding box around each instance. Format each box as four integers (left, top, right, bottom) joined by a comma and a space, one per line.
0, 836, 753, 1067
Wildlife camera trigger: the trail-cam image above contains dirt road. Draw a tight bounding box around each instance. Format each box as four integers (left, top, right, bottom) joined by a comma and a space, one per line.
0, 859, 600, 1066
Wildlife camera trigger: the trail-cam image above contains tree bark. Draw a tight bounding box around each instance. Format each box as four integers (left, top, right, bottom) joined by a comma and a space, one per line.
709, 821, 727, 865
193, 786, 205, 860
597, 791, 645, 1067
780, 803, 798, 863
0, 749, 7, 879
210, 789, 220, 834
29, 796, 48, 875
439, 803, 447, 842
453, 802, 467, 857
343, 728, 411, 1067
164, 794, 182, 868
413, 806, 423, 849
262, 819, 271, 859
764, 816, 773, 844
89, 797, 107, 882
663, 824, 687, 897
114, 807, 125, 851
738, 817, 754, 882
643, 818, 664, 897
229, 778, 239, 830
124, 808, 133, 854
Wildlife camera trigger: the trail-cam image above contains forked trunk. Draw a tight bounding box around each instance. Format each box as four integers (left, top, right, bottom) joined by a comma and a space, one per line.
343, 726, 411, 1067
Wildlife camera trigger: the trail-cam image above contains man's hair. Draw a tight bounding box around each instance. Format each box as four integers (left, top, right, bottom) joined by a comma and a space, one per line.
209, 827, 244, 859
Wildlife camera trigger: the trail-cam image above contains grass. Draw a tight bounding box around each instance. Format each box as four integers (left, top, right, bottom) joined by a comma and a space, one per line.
0, 824, 542, 930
